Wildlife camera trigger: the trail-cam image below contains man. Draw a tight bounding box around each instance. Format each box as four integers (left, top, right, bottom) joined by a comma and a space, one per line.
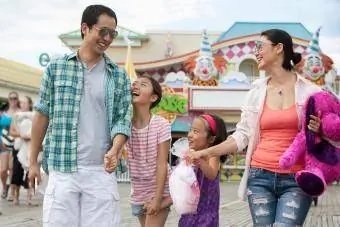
29, 5, 131, 227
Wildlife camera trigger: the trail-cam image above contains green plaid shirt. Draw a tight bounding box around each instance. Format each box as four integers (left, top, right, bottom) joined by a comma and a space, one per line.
35, 52, 132, 173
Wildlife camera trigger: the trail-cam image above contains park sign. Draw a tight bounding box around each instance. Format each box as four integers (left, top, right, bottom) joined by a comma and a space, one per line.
151, 85, 188, 124
39, 53, 50, 67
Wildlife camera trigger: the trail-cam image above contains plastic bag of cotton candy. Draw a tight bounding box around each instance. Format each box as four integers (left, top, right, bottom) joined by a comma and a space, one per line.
169, 138, 200, 215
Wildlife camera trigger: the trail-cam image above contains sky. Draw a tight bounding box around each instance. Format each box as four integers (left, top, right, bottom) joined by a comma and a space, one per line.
0, 0, 339, 70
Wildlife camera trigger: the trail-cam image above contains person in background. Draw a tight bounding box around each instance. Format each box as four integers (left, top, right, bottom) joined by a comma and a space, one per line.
9, 96, 34, 206
0, 91, 20, 200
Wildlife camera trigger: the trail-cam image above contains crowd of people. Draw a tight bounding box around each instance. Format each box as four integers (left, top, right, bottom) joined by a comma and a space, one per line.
0, 4, 339, 227
0, 92, 37, 208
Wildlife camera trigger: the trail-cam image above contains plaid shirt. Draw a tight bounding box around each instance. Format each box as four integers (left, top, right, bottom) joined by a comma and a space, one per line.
35, 52, 132, 173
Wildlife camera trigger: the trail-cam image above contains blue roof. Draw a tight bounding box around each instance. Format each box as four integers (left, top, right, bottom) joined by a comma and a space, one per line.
216, 22, 312, 43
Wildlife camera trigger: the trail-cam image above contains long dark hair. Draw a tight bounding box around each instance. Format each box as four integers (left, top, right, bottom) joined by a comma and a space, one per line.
25, 96, 33, 111
261, 29, 302, 71
139, 75, 162, 109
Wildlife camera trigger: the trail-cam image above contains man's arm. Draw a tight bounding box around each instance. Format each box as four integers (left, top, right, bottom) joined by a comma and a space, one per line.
105, 69, 132, 173
109, 69, 132, 155
29, 65, 52, 188
30, 65, 52, 165
30, 112, 49, 164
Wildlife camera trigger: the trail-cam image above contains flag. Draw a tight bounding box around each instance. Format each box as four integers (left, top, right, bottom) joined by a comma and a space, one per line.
124, 44, 138, 83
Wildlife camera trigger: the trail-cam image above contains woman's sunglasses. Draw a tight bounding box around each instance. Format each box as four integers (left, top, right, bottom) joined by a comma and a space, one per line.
9, 96, 18, 101
93, 25, 118, 39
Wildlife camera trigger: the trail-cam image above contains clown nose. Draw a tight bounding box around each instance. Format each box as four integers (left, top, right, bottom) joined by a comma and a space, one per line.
202, 68, 208, 74
313, 67, 319, 73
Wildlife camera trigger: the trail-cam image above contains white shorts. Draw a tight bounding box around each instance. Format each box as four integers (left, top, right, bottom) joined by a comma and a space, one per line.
43, 167, 120, 227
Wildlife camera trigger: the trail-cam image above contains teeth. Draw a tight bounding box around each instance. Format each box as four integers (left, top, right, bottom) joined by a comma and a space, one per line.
99, 43, 106, 47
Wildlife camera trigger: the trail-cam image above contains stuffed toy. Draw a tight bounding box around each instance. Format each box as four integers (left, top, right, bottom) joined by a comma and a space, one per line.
183, 30, 227, 86
279, 91, 340, 197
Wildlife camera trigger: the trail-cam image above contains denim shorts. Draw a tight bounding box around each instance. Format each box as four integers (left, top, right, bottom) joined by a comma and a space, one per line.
247, 167, 312, 226
131, 203, 146, 217
131, 202, 171, 217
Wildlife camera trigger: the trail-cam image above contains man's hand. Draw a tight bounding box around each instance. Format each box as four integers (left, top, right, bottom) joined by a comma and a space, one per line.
28, 162, 41, 193
104, 150, 118, 173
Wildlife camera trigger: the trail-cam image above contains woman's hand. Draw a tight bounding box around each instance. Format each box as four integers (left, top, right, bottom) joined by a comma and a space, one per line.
308, 111, 322, 133
187, 149, 207, 163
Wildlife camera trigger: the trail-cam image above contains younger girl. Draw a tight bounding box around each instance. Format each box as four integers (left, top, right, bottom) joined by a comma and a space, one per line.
179, 114, 227, 227
127, 75, 172, 227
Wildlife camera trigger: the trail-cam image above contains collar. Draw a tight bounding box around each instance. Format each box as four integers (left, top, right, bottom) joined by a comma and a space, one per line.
252, 73, 314, 88
66, 50, 117, 71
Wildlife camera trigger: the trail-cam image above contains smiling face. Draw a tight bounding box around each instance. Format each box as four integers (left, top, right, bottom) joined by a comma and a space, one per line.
131, 77, 158, 109
81, 13, 117, 55
304, 54, 325, 81
255, 36, 283, 71
187, 118, 214, 150
8, 92, 19, 109
20, 97, 32, 112
194, 56, 217, 81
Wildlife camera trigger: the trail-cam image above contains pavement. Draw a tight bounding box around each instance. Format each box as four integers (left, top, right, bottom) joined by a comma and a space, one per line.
0, 182, 340, 226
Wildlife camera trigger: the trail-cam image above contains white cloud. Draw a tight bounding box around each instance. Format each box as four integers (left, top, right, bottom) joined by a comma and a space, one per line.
319, 36, 340, 71
0, 0, 214, 68
0, 0, 339, 74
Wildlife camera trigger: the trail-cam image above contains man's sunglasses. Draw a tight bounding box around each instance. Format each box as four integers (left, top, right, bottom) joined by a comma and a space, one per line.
93, 25, 118, 39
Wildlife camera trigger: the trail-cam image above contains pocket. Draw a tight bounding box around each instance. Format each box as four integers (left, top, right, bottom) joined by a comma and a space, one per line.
43, 178, 56, 223
248, 168, 261, 179
104, 172, 120, 201
54, 80, 77, 100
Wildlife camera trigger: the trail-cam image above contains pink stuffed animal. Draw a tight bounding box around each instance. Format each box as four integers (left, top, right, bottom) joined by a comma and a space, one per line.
279, 91, 340, 197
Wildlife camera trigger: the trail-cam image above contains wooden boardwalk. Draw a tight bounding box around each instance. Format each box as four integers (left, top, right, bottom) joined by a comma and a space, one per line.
0, 183, 339, 226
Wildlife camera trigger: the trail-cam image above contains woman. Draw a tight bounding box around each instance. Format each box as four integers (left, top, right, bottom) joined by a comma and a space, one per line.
190, 29, 321, 226
10, 96, 34, 205
0, 91, 20, 200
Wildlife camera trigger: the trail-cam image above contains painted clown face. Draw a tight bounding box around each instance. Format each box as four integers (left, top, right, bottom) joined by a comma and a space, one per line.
304, 54, 325, 81
193, 56, 218, 81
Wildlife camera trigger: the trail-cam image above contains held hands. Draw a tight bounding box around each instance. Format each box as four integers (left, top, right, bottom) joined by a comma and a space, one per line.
104, 149, 118, 173
144, 198, 161, 216
186, 149, 207, 165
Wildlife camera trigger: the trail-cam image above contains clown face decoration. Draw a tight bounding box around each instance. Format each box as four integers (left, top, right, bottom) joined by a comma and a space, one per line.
304, 53, 325, 81
193, 56, 218, 81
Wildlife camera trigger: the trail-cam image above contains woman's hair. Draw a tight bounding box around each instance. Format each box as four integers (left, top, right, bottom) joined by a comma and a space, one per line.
199, 114, 228, 163
25, 96, 33, 111
7, 91, 20, 109
139, 75, 162, 109
261, 29, 302, 71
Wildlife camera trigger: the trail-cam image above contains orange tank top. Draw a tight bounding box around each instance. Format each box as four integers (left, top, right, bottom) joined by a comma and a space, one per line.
251, 101, 303, 173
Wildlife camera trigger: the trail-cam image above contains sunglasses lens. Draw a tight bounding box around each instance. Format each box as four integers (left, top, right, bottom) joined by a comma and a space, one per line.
99, 29, 109, 38
99, 28, 118, 39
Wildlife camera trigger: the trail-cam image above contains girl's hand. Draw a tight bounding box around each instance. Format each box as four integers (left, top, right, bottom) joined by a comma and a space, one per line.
188, 149, 205, 163
308, 111, 322, 133
146, 198, 161, 215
